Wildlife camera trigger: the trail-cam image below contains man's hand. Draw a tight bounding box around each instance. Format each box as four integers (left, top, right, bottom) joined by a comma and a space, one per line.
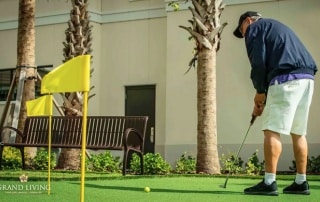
252, 93, 266, 116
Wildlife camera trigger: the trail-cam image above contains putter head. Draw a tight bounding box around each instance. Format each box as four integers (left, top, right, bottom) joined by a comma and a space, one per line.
219, 184, 227, 189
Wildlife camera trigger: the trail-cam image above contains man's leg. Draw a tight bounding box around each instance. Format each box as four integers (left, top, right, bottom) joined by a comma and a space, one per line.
264, 130, 282, 173
243, 130, 280, 196
283, 134, 310, 194
264, 130, 281, 184
291, 134, 308, 174
291, 133, 308, 186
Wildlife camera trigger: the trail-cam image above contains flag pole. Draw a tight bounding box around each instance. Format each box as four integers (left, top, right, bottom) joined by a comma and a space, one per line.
80, 91, 88, 202
48, 94, 53, 195
26, 95, 53, 195
38, 55, 91, 200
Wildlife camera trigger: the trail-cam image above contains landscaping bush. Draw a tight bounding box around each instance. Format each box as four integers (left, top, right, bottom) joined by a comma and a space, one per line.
1, 147, 22, 170
245, 150, 264, 175
220, 152, 243, 174
31, 148, 56, 170
86, 151, 120, 173
130, 152, 171, 175
174, 152, 196, 174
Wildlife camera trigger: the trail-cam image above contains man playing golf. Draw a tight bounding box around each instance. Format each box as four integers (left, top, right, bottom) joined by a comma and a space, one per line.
233, 11, 317, 196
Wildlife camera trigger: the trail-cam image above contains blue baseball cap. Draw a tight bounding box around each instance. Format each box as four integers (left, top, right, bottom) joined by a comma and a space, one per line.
233, 11, 262, 38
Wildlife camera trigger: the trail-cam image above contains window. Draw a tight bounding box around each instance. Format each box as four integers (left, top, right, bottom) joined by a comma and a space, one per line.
0, 65, 53, 102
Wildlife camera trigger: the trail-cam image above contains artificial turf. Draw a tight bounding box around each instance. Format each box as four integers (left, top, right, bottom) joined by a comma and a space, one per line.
0, 171, 319, 202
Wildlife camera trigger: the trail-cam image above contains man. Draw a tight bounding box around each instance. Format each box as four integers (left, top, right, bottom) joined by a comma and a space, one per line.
233, 11, 317, 196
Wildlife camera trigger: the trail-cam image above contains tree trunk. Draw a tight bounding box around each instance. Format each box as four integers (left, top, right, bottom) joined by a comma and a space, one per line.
58, 0, 93, 170
196, 48, 220, 174
174, 0, 226, 174
16, 0, 37, 167
57, 148, 80, 170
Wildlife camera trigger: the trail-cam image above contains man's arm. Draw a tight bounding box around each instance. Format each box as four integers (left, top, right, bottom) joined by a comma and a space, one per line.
246, 25, 268, 94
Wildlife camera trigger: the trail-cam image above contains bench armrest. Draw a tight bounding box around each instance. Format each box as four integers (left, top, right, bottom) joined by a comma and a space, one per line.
123, 128, 144, 148
0, 126, 25, 140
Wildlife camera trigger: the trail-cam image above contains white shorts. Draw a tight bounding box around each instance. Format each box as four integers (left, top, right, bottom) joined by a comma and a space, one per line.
261, 79, 314, 136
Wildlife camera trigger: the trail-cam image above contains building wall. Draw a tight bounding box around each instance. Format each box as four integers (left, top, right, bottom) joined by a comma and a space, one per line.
165, 0, 320, 170
0, 0, 319, 171
165, 0, 320, 171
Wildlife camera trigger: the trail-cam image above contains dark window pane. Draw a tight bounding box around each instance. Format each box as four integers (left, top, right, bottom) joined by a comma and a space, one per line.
0, 65, 52, 101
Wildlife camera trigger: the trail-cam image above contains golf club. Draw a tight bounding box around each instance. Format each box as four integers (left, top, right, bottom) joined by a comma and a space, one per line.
220, 115, 257, 188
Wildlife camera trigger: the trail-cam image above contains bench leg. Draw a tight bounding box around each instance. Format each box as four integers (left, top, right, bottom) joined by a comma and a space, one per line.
139, 152, 144, 175
0, 145, 3, 170
122, 149, 128, 176
123, 149, 144, 176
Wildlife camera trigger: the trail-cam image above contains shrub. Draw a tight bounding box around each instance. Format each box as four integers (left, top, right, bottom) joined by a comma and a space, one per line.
308, 155, 320, 174
1, 147, 22, 170
174, 152, 196, 174
86, 151, 120, 173
130, 153, 143, 174
31, 148, 56, 170
130, 153, 171, 175
220, 152, 243, 174
245, 150, 264, 175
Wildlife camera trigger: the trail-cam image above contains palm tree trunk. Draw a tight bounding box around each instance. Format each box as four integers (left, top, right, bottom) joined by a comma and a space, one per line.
58, 0, 93, 170
16, 0, 37, 166
173, 0, 227, 174
196, 48, 220, 174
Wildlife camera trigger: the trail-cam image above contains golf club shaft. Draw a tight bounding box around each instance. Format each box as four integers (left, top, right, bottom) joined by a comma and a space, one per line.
223, 115, 256, 188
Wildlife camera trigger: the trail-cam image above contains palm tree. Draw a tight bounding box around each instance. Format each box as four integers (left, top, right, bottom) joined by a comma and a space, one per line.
16, 0, 37, 166
57, 0, 93, 170
170, 0, 227, 174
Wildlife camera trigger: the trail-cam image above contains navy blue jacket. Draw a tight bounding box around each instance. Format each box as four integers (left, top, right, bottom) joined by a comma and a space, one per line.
245, 18, 317, 93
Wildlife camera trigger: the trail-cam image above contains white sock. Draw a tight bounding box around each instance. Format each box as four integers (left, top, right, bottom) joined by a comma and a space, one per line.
295, 173, 306, 185
264, 172, 276, 185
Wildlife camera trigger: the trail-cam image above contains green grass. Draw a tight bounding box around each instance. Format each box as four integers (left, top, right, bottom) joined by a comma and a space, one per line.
0, 171, 319, 202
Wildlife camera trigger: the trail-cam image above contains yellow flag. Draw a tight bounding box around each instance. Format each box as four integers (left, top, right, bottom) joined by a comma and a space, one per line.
26, 95, 53, 116
41, 55, 90, 93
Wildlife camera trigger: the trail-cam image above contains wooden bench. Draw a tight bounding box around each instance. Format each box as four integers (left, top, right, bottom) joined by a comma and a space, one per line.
0, 116, 148, 176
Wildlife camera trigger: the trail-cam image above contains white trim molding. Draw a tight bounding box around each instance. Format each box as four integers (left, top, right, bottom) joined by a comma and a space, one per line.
0, 0, 280, 30
101, 7, 166, 23
165, 0, 280, 11
0, 11, 101, 31
0, 7, 166, 31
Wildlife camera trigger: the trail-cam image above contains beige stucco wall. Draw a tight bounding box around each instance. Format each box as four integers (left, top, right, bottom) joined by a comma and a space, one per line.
101, 17, 167, 149
0, 0, 319, 171
165, 0, 320, 171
